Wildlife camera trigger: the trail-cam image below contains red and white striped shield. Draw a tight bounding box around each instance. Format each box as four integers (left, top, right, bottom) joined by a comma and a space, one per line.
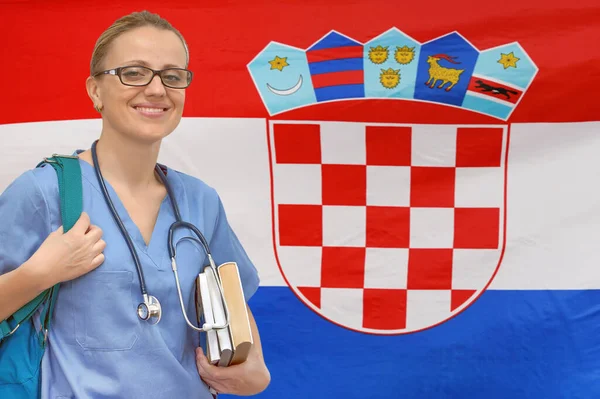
269, 120, 508, 334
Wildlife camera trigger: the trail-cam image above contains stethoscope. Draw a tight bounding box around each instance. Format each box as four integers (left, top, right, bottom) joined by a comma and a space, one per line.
90, 140, 229, 332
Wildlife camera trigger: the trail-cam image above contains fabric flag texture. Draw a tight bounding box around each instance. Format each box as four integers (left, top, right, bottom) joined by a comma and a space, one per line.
1, 1, 599, 398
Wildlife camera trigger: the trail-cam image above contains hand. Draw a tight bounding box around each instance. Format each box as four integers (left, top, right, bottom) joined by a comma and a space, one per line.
196, 345, 270, 396
27, 212, 106, 287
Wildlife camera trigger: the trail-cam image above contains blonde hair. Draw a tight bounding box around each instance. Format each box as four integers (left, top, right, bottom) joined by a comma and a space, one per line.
90, 10, 189, 75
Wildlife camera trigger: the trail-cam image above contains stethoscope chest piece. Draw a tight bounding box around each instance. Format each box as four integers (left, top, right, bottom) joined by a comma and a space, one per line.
137, 294, 162, 324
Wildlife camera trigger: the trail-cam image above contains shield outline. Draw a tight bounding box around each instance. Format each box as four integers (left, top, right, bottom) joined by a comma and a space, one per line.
267, 118, 510, 335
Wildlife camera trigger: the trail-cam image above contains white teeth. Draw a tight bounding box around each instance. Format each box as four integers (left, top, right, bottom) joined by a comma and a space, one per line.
136, 107, 165, 113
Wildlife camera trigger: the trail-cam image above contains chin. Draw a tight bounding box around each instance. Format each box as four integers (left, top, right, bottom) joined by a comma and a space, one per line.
127, 126, 175, 144
124, 108, 181, 141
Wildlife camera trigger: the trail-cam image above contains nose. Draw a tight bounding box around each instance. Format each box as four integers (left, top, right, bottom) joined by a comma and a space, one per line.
144, 74, 166, 96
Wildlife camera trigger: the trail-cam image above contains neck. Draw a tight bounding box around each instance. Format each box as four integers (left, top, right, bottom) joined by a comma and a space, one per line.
92, 133, 161, 193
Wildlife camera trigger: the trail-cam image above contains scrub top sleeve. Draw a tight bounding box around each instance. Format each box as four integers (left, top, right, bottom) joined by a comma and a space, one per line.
0, 170, 52, 276
209, 195, 260, 302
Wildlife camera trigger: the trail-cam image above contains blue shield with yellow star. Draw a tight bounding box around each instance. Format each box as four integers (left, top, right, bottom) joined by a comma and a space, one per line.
247, 42, 317, 115
462, 43, 538, 119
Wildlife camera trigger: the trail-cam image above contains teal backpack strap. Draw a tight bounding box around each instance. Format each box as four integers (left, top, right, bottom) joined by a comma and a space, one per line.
37, 155, 83, 335
42, 154, 82, 232
0, 155, 82, 339
0, 292, 48, 338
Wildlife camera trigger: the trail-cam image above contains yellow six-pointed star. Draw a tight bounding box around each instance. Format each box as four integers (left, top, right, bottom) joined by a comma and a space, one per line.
498, 52, 520, 69
269, 55, 289, 71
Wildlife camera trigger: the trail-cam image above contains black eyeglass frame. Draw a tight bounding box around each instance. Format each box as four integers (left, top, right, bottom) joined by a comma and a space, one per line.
93, 66, 193, 89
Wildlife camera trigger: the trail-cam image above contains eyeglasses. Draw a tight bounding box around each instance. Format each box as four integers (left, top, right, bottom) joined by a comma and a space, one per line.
93, 66, 193, 89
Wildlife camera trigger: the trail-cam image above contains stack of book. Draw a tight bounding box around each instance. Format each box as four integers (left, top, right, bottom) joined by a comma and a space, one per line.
195, 262, 253, 366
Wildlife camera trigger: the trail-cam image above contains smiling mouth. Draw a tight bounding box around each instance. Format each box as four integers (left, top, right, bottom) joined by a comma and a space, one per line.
134, 106, 168, 114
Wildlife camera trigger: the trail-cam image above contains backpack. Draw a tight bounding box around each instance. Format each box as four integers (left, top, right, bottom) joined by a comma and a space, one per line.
0, 155, 82, 398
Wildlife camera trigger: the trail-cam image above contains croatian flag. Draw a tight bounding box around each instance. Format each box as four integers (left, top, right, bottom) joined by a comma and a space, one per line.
1, 1, 599, 398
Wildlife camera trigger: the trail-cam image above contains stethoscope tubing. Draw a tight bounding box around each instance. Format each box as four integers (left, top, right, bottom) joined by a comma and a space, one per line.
91, 140, 149, 296
90, 140, 230, 331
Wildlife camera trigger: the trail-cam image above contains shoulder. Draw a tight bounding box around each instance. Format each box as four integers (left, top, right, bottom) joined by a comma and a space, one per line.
0, 164, 57, 243
167, 167, 221, 205
31, 163, 60, 196
165, 166, 228, 227
1, 164, 58, 206
0, 164, 59, 274
0, 163, 65, 236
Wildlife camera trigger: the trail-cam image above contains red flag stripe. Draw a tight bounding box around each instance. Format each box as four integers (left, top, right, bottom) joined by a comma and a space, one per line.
306, 45, 364, 64
0, 0, 598, 123
311, 70, 364, 89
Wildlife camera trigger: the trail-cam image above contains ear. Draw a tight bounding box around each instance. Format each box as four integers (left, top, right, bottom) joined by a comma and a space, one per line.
86, 76, 102, 110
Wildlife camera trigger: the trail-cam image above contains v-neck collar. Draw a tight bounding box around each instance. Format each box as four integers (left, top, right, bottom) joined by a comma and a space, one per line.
74, 150, 184, 269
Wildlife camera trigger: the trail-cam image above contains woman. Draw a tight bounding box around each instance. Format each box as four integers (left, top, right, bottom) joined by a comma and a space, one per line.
0, 10, 270, 398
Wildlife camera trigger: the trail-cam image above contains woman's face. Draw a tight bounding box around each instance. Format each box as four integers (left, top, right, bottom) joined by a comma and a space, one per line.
90, 26, 188, 144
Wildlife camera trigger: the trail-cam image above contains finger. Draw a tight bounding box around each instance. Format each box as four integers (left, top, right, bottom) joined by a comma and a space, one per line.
196, 349, 219, 378
195, 349, 211, 373
196, 346, 208, 362
196, 352, 229, 394
91, 239, 106, 256
85, 225, 103, 242
90, 253, 105, 268
71, 212, 91, 234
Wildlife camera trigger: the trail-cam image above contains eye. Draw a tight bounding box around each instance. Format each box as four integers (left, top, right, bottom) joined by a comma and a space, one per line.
164, 74, 182, 82
121, 67, 149, 81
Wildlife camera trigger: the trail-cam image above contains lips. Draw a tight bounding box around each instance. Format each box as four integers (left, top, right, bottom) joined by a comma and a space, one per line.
132, 103, 170, 117
135, 106, 166, 113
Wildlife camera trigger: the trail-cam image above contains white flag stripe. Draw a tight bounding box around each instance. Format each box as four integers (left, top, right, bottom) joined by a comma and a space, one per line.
0, 118, 283, 287
490, 121, 600, 289
1, 119, 599, 289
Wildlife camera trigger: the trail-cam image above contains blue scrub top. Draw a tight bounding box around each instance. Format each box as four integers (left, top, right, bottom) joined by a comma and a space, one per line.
0, 156, 260, 399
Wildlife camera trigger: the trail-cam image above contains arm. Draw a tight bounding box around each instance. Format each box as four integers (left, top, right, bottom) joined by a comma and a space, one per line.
0, 259, 49, 322
196, 305, 271, 396
247, 306, 268, 374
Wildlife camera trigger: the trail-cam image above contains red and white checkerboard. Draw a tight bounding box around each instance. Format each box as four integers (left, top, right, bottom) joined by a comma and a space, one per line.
269, 121, 507, 334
